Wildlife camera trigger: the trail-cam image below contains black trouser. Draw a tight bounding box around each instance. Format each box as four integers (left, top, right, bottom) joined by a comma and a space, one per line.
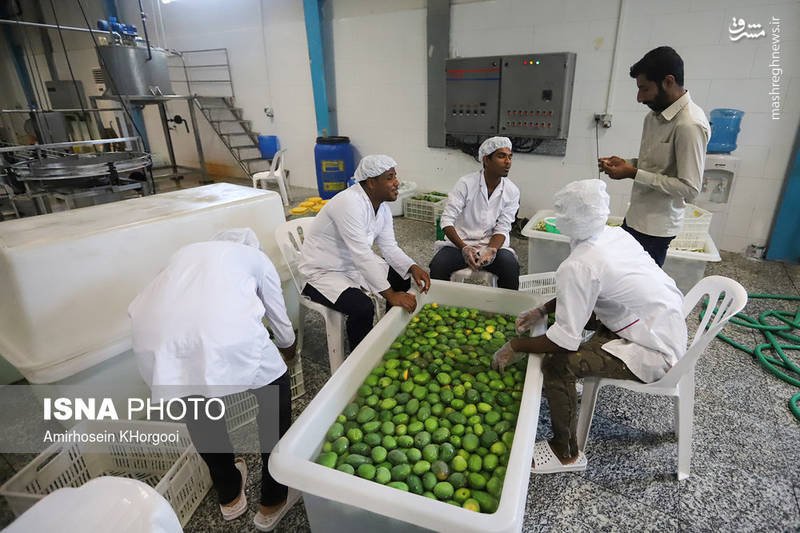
429, 246, 520, 290
302, 267, 411, 350
184, 371, 292, 506
621, 220, 675, 268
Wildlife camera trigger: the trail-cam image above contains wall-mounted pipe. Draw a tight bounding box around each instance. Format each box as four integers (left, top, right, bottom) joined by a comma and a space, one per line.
137, 0, 152, 61
603, 0, 627, 124
0, 18, 112, 35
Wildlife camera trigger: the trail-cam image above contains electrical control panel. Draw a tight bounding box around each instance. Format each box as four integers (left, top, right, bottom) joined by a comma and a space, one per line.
444, 52, 576, 140
445, 56, 502, 136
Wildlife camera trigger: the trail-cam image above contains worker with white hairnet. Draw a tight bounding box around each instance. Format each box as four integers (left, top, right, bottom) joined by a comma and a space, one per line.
299, 155, 431, 350
429, 136, 521, 289
491, 180, 687, 473
129, 228, 300, 531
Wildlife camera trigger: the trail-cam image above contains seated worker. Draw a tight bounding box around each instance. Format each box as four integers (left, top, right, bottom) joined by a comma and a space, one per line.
299, 155, 431, 350
129, 228, 300, 531
429, 136, 521, 289
491, 179, 687, 473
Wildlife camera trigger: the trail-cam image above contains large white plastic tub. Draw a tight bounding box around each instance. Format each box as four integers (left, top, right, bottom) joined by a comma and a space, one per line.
521, 210, 721, 294
269, 280, 548, 533
0, 184, 287, 383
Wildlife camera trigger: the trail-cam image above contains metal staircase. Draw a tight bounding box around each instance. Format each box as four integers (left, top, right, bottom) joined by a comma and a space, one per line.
170, 49, 271, 178
193, 95, 271, 177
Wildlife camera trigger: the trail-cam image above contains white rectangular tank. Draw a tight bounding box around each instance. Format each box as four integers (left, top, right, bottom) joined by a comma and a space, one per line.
269, 280, 547, 533
0, 184, 288, 383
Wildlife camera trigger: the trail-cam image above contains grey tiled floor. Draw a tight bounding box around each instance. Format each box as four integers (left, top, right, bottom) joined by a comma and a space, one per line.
1, 181, 798, 532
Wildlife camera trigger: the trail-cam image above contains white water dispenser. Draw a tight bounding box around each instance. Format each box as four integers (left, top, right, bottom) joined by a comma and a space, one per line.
696, 153, 739, 244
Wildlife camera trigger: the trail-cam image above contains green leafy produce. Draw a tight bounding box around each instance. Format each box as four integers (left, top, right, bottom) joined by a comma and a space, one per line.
314, 304, 526, 513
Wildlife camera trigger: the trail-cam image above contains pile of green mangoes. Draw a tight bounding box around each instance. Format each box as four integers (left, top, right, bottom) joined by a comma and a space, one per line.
315, 303, 527, 514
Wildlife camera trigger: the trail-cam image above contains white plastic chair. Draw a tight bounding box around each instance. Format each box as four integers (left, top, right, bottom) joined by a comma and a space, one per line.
253, 149, 290, 207
275, 218, 384, 374
575, 275, 748, 480
450, 268, 498, 287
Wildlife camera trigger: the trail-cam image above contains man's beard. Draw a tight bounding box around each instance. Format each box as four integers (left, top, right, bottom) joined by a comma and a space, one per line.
646, 86, 671, 112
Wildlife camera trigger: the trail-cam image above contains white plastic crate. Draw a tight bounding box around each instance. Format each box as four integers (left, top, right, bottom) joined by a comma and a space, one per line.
518, 272, 595, 342
224, 355, 306, 432
402, 193, 445, 223
518, 272, 557, 297
672, 204, 712, 251
0, 420, 211, 527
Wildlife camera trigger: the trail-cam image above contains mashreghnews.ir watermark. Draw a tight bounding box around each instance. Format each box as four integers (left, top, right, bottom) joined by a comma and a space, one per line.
768, 16, 781, 120
728, 15, 782, 119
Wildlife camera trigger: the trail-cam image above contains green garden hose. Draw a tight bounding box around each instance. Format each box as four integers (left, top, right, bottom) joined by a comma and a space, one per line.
702, 294, 800, 421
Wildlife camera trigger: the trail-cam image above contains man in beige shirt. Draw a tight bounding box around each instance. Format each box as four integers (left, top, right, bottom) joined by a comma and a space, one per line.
599, 46, 710, 267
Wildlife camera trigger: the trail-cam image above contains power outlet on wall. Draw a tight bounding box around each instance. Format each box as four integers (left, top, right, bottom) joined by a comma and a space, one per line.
594, 113, 612, 128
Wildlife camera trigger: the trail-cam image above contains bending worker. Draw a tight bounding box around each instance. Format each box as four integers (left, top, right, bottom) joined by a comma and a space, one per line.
299, 154, 431, 350
129, 228, 299, 531
429, 136, 521, 289
491, 180, 687, 473
599, 46, 709, 267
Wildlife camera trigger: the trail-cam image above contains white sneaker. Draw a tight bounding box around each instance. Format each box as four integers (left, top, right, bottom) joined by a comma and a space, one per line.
220, 458, 248, 521
253, 488, 302, 532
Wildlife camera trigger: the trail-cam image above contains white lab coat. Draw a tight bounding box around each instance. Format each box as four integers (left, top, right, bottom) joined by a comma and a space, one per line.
298, 184, 416, 303
129, 241, 294, 401
435, 170, 520, 254
545, 226, 687, 383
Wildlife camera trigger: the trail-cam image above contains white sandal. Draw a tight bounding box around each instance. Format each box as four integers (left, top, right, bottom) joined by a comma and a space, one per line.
220, 458, 248, 520
253, 488, 302, 531
531, 441, 587, 474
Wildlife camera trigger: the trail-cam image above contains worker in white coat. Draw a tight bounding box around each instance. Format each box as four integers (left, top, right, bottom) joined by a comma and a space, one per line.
429, 136, 521, 289
491, 180, 687, 474
299, 155, 431, 350
129, 228, 300, 531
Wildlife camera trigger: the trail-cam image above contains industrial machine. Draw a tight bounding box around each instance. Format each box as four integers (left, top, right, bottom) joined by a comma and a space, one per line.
1, 138, 153, 215
444, 52, 576, 156
0, 6, 211, 218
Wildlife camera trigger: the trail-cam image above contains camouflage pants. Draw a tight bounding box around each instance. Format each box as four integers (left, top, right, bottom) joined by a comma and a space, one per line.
541, 328, 640, 460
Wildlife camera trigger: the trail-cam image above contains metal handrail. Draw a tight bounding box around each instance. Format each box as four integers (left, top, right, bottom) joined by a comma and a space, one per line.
167, 48, 234, 97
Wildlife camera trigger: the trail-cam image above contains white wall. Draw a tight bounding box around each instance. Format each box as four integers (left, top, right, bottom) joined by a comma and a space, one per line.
150, 0, 316, 179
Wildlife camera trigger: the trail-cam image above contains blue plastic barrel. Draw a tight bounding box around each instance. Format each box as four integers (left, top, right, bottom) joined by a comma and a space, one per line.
257, 135, 280, 159
314, 136, 354, 199
707, 109, 744, 153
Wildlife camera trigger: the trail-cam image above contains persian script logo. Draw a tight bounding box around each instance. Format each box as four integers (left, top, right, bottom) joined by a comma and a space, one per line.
728, 17, 766, 41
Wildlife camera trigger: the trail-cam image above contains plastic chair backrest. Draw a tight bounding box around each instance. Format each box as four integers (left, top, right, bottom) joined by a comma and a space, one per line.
273, 149, 286, 176
275, 217, 314, 295
655, 275, 747, 389
254, 149, 286, 185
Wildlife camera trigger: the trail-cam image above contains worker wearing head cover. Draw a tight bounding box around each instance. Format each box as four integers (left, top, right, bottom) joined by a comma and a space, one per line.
299, 155, 431, 350
429, 136, 521, 289
599, 46, 709, 267
491, 180, 687, 473
128, 228, 300, 530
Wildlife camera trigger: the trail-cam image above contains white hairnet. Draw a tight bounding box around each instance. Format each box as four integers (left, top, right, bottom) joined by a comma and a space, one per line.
478, 136, 512, 160
353, 155, 397, 182
553, 179, 610, 242
213, 228, 262, 250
